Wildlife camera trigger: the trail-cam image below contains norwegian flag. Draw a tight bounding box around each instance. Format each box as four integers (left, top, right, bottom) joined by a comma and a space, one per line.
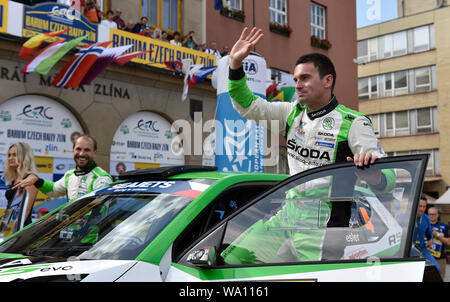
51, 41, 111, 88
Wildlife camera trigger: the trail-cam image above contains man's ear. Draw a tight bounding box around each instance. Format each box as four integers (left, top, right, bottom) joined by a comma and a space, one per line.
323, 74, 334, 89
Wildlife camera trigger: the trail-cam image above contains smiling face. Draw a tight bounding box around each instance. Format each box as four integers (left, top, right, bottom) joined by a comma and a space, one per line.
73, 137, 97, 169
293, 62, 333, 110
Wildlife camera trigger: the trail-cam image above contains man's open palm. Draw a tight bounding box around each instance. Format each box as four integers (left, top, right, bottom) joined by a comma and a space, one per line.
230, 27, 264, 69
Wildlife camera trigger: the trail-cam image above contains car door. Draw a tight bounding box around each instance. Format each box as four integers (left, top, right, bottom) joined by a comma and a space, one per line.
166, 155, 429, 282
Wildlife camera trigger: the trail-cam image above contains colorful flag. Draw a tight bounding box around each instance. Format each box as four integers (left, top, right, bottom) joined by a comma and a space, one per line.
266, 82, 296, 102
182, 64, 217, 101
164, 60, 183, 73
80, 45, 132, 85
114, 50, 151, 66
214, 0, 225, 10
19, 28, 70, 60
51, 41, 111, 88
22, 35, 86, 75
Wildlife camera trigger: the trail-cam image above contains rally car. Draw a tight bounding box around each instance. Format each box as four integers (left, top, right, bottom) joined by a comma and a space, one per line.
0, 154, 441, 282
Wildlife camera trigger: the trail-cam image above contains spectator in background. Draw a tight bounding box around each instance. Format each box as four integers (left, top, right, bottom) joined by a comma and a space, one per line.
198, 42, 207, 52
138, 25, 152, 37
153, 28, 162, 40
132, 16, 148, 34
123, 20, 135, 32
205, 41, 222, 59
220, 45, 230, 57
183, 31, 200, 50
170, 31, 182, 46
84, 0, 101, 23
2, 142, 39, 228
427, 206, 450, 280
414, 196, 441, 275
161, 30, 169, 43
100, 10, 117, 29
113, 8, 126, 30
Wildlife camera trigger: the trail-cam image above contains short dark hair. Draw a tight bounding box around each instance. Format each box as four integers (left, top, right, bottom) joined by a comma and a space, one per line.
107, 10, 114, 15
73, 135, 98, 151
295, 53, 337, 93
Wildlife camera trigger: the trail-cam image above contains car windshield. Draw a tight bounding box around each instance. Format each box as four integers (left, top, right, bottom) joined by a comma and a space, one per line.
0, 192, 193, 260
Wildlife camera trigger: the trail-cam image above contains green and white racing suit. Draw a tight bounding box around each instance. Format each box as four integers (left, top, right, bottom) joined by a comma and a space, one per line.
228, 67, 386, 174
34, 162, 113, 202
221, 68, 397, 263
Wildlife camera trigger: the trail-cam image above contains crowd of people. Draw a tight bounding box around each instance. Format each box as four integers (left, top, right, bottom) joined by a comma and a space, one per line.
110, 13, 229, 58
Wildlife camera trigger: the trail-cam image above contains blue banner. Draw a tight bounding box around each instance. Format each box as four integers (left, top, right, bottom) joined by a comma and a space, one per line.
23, 2, 97, 47
214, 55, 267, 172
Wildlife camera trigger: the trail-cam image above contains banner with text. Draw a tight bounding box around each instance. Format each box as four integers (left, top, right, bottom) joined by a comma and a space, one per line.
109, 28, 217, 72
110, 111, 185, 177
22, 2, 97, 47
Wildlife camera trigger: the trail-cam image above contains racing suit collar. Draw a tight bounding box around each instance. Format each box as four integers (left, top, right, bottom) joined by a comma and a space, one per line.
74, 161, 97, 176
306, 95, 338, 120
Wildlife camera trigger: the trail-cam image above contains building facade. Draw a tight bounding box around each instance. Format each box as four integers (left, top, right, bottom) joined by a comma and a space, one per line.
356, 0, 450, 201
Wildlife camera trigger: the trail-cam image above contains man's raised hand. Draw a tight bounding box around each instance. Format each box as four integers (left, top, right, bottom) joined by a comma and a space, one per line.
229, 27, 264, 69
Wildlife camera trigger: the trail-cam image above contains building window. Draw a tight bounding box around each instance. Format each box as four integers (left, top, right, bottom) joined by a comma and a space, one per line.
413, 25, 430, 53
393, 70, 408, 96
414, 67, 431, 92
416, 108, 432, 133
369, 107, 437, 137
369, 114, 380, 137
226, 0, 242, 11
310, 2, 325, 39
270, 0, 288, 25
386, 111, 409, 137
357, 24, 433, 63
141, 0, 180, 32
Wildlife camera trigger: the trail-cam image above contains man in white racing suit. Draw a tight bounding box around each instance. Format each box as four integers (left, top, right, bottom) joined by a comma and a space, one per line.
220, 27, 396, 263
15, 135, 113, 202
228, 27, 389, 179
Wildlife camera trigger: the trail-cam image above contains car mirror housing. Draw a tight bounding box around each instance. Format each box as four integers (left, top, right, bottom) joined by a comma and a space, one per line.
186, 246, 217, 267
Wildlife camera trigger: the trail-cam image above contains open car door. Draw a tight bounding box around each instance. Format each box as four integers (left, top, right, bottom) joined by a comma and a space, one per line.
167, 155, 433, 282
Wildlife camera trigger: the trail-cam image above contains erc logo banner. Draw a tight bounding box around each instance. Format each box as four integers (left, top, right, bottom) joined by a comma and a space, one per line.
110, 28, 217, 72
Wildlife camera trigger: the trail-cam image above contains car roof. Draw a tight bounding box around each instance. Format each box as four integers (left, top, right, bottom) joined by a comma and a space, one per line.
116, 165, 289, 182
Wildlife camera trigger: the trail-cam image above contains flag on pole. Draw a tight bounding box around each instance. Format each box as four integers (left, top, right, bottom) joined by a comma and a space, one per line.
164, 60, 183, 73
51, 40, 111, 87
19, 28, 70, 60
114, 50, 151, 66
51, 41, 111, 88
214, 0, 225, 10
22, 35, 87, 75
182, 63, 217, 101
80, 44, 132, 85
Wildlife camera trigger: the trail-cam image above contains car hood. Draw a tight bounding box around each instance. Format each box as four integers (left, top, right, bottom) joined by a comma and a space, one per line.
0, 256, 151, 282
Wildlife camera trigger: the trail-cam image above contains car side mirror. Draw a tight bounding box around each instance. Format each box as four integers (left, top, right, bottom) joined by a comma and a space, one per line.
186, 246, 216, 267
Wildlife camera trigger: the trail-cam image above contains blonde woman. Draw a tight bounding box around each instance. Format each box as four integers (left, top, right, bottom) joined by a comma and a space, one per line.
3, 142, 38, 226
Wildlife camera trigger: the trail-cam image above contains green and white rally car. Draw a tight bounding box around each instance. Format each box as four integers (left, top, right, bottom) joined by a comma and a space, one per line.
0, 154, 441, 282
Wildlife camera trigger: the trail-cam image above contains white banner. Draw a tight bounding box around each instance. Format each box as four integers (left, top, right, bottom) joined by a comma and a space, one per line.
110, 111, 184, 176
0, 95, 84, 158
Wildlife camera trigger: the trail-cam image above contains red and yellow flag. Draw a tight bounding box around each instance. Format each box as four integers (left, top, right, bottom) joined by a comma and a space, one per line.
19, 28, 70, 60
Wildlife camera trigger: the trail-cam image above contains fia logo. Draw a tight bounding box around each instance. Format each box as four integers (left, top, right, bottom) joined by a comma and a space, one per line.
243, 59, 258, 75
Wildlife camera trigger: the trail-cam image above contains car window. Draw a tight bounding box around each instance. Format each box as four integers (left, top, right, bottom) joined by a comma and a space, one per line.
179, 157, 427, 266
0, 193, 193, 260
172, 182, 278, 262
